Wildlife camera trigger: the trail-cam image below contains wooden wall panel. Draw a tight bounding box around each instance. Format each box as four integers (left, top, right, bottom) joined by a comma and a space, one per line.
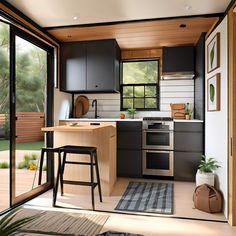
228, 1, 236, 226
48, 17, 219, 49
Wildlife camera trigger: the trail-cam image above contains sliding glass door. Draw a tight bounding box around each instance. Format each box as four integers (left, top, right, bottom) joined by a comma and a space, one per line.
0, 21, 10, 212
14, 35, 48, 199
0, 19, 54, 211
11, 27, 54, 205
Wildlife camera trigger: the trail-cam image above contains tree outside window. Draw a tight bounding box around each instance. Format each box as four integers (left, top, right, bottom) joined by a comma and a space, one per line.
121, 60, 160, 110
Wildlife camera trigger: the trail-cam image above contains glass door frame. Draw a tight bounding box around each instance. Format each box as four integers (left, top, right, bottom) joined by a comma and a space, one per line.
9, 25, 54, 206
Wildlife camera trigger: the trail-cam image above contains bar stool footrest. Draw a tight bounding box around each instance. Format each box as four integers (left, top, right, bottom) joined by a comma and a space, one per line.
63, 180, 98, 188
65, 161, 95, 165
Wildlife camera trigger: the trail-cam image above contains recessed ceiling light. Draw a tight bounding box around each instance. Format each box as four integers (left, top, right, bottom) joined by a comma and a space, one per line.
179, 24, 187, 28
185, 5, 192, 11
73, 16, 78, 20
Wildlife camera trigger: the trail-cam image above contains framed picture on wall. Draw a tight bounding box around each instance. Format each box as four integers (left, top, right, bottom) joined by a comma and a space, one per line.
207, 73, 221, 111
207, 32, 220, 73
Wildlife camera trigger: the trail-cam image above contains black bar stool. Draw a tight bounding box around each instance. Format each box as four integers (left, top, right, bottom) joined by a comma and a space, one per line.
38, 147, 64, 201
53, 145, 102, 210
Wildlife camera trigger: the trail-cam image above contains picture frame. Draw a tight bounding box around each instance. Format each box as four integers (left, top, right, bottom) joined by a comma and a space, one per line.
207, 73, 221, 112
207, 32, 220, 73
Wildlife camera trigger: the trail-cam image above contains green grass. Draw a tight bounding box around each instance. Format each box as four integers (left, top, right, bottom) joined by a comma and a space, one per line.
0, 140, 44, 151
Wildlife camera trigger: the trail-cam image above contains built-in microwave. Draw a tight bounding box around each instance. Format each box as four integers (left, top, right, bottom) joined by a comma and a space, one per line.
142, 120, 174, 150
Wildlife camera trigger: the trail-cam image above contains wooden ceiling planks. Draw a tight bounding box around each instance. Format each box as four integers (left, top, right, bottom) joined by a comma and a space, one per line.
47, 17, 219, 49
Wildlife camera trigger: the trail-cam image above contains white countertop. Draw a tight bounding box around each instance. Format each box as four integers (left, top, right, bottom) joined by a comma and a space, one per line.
60, 118, 203, 122
173, 119, 204, 123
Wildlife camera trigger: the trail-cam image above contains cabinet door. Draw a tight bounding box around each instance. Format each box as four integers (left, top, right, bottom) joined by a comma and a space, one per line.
117, 121, 142, 131
60, 42, 86, 91
174, 152, 202, 181
117, 149, 142, 177
86, 40, 115, 91
163, 46, 194, 73
117, 132, 142, 149
174, 132, 203, 152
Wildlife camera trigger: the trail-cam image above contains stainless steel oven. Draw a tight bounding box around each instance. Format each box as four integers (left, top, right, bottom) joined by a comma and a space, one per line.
143, 119, 174, 150
143, 150, 174, 176
142, 117, 174, 176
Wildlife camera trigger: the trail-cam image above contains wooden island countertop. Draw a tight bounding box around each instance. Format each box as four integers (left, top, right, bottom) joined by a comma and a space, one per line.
42, 123, 113, 132
42, 122, 116, 197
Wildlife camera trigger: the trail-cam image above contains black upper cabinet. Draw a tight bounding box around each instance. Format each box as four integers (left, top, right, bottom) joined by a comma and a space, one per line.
60, 42, 86, 92
162, 46, 195, 74
86, 40, 120, 92
60, 39, 120, 93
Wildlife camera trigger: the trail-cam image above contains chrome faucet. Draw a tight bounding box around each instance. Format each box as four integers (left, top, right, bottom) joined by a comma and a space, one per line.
92, 99, 99, 118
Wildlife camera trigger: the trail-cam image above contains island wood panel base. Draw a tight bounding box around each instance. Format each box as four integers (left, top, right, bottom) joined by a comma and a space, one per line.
53, 125, 116, 196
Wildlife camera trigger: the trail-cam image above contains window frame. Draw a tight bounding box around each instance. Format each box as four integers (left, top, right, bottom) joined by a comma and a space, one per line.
120, 58, 160, 111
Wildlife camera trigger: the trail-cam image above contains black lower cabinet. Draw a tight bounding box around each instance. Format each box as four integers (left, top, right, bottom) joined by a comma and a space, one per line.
117, 121, 142, 178
117, 150, 142, 177
174, 152, 202, 181
174, 122, 203, 181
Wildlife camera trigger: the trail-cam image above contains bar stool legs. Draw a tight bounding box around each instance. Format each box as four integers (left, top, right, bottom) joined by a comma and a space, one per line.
38, 149, 45, 186
53, 151, 62, 207
94, 152, 102, 203
53, 146, 102, 210
90, 153, 95, 210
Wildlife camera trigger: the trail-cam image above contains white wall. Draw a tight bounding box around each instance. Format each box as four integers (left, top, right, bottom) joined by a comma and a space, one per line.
54, 88, 71, 125
76, 79, 194, 118
205, 17, 228, 217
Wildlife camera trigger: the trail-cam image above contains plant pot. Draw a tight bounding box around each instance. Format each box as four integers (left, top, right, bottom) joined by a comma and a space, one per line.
196, 169, 215, 186
185, 114, 191, 120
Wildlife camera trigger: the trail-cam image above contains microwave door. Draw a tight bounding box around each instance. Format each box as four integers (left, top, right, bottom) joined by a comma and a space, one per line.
143, 130, 173, 150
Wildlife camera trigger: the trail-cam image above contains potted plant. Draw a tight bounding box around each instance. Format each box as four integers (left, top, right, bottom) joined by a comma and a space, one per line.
0, 208, 40, 235
127, 108, 137, 119
185, 103, 193, 120
196, 155, 221, 187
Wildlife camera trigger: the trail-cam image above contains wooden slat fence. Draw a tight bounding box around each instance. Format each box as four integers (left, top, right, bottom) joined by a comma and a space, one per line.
0, 112, 45, 142
16, 112, 45, 142
0, 114, 5, 125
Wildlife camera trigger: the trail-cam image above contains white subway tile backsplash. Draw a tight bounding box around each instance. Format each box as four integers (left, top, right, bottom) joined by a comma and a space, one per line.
76, 79, 194, 118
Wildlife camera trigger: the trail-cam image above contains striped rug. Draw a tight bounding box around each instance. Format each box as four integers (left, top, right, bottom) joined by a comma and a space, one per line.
115, 182, 173, 214
15, 208, 109, 236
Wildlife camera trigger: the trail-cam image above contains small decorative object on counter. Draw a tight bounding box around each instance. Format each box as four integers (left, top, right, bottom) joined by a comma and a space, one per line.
185, 103, 193, 120
119, 113, 125, 119
170, 103, 185, 119
196, 155, 221, 187
127, 108, 137, 119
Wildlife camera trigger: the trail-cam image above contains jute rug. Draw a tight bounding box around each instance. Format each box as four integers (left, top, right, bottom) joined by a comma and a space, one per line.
115, 182, 173, 214
14, 208, 109, 236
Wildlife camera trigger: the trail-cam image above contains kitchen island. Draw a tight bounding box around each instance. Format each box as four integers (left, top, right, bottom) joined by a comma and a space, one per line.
42, 123, 116, 196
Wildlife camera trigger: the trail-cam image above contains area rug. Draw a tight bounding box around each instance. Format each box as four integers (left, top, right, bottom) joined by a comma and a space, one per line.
115, 182, 173, 214
15, 208, 109, 236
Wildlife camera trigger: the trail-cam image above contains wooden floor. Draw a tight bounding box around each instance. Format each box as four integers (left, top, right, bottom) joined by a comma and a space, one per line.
0, 169, 46, 211
26, 178, 226, 221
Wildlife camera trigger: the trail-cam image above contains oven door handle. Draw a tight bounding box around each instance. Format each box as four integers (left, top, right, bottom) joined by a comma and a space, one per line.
144, 150, 174, 153
143, 130, 173, 133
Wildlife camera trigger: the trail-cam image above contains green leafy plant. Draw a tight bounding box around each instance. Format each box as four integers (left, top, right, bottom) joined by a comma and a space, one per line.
0, 208, 41, 236
17, 153, 39, 170
0, 162, 9, 169
198, 155, 221, 173
210, 83, 215, 102
185, 103, 193, 116
2, 114, 9, 139
127, 108, 137, 119
210, 42, 215, 69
